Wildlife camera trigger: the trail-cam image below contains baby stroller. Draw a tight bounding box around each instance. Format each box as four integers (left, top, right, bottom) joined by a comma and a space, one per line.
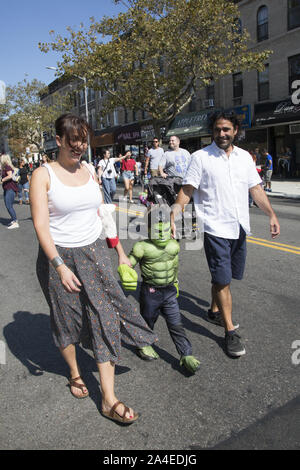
147, 176, 197, 239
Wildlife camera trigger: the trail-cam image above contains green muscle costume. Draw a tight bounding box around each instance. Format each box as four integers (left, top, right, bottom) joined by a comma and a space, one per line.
118, 217, 200, 374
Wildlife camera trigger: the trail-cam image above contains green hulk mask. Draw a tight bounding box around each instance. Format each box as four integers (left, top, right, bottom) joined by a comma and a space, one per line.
149, 220, 172, 247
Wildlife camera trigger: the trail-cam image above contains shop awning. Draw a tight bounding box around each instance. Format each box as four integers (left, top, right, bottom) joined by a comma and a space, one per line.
114, 123, 141, 144
91, 132, 114, 147
166, 110, 214, 139
254, 99, 300, 126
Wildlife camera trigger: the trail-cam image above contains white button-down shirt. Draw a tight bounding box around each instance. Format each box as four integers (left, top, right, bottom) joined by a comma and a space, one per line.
182, 141, 262, 239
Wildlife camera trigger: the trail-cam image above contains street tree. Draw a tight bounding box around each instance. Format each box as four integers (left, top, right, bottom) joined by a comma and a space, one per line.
4, 78, 72, 156
39, 0, 271, 138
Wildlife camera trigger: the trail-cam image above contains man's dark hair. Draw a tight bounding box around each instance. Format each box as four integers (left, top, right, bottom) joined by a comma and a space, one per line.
209, 111, 241, 132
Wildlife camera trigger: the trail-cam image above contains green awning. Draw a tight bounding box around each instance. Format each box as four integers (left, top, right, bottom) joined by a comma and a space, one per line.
166, 110, 213, 138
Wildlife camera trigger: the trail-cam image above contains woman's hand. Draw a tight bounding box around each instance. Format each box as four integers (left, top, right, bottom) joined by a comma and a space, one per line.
56, 264, 82, 293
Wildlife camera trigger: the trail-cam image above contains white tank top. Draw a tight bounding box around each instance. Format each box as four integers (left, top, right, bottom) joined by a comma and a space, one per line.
44, 163, 103, 248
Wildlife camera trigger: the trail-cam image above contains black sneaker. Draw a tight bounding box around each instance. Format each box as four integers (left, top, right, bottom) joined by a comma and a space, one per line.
207, 310, 239, 329
225, 331, 246, 357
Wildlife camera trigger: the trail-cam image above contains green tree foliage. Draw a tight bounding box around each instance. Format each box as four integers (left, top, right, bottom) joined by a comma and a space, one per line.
39, 0, 271, 137
4, 78, 72, 155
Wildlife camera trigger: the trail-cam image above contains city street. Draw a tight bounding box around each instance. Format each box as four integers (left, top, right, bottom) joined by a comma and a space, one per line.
0, 185, 299, 450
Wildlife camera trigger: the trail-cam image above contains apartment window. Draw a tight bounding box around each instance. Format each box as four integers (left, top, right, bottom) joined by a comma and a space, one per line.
257, 6, 268, 42
233, 73, 243, 98
288, 0, 300, 30
79, 89, 85, 106
233, 17, 242, 38
206, 80, 215, 101
124, 108, 128, 124
90, 108, 96, 129
89, 88, 95, 102
289, 54, 300, 93
132, 110, 136, 121
113, 109, 119, 126
188, 96, 197, 112
258, 65, 269, 101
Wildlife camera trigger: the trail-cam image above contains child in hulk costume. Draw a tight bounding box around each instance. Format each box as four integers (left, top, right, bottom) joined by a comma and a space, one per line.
118, 207, 200, 374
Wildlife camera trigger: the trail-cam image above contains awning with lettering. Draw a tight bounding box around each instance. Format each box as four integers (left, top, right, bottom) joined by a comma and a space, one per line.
114, 123, 141, 144
166, 110, 215, 139
254, 99, 300, 126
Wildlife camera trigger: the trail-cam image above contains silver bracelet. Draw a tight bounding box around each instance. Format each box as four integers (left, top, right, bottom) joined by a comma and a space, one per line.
50, 256, 64, 269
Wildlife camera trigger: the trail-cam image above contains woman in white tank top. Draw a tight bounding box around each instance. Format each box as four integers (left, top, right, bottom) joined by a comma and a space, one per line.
30, 114, 157, 425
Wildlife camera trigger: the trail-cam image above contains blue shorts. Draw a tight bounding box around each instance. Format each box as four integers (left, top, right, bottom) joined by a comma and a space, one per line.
204, 226, 247, 285
123, 170, 134, 180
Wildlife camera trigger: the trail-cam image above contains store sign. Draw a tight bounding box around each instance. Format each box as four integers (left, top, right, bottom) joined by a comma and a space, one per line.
115, 124, 141, 144
255, 99, 300, 125
291, 80, 300, 105
166, 110, 214, 137
141, 124, 155, 140
225, 105, 251, 129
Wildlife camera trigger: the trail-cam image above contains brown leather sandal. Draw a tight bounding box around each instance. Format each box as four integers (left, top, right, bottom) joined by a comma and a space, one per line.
101, 400, 139, 425
68, 376, 89, 399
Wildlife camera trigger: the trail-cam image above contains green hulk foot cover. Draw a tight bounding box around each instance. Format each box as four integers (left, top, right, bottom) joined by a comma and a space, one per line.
180, 356, 200, 374
138, 346, 160, 360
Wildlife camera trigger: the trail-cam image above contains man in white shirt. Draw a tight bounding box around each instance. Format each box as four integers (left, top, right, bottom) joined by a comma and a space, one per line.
171, 112, 280, 358
144, 138, 165, 178
97, 149, 126, 203
159, 136, 191, 179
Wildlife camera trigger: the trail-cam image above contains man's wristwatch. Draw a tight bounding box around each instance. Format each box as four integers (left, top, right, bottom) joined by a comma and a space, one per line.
51, 256, 64, 269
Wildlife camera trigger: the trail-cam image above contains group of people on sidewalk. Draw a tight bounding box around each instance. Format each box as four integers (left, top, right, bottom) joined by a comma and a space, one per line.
1, 110, 280, 426
0, 153, 51, 229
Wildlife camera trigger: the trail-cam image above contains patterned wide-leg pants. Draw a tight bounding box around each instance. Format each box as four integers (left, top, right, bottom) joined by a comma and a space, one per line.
36, 238, 158, 363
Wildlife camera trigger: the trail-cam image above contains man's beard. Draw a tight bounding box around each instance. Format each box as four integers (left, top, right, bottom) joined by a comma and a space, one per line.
215, 137, 233, 150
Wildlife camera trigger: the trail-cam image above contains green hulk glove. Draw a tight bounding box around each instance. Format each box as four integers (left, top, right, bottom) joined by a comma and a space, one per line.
118, 264, 138, 291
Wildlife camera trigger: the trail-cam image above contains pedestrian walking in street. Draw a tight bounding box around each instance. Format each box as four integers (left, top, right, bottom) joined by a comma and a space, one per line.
121, 151, 138, 203
144, 137, 165, 178
171, 111, 280, 358
97, 149, 126, 204
29, 113, 158, 424
17, 158, 30, 205
118, 206, 200, 374
262, 148, 273, 192
159, 135, 191, 180
0, 153, 19, 229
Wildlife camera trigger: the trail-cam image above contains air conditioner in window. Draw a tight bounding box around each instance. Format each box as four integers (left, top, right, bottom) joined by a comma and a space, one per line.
289, 123, 300, 134
204, 99, 215, 108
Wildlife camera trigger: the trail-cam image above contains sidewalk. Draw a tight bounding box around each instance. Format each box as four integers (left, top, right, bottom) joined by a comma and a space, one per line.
265, 179, 300, 199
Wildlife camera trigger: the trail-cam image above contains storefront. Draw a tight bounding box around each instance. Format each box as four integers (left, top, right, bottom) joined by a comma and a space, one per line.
166, 110, 215, 153
165, 105, 251, 153
114, 123, 142, 156
91, 129, 116, 158
253, 99, 300, 176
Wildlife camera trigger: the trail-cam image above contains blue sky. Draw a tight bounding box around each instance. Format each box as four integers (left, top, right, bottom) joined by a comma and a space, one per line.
0, 0, 124, 88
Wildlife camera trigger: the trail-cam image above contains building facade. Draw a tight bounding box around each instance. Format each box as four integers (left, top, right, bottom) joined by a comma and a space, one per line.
42, 0, 300, 175
168, 0, 300, 175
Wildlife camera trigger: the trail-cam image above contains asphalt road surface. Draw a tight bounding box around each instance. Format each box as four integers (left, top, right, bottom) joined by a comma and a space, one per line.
0, 186, 299, 450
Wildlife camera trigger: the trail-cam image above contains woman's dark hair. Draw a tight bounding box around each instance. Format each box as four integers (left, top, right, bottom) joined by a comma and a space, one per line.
55, 114, 91, 148
209, 111, 241, 132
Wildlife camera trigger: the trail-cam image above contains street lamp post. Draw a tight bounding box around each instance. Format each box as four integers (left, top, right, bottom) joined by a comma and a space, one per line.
46, 66, 92, 162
